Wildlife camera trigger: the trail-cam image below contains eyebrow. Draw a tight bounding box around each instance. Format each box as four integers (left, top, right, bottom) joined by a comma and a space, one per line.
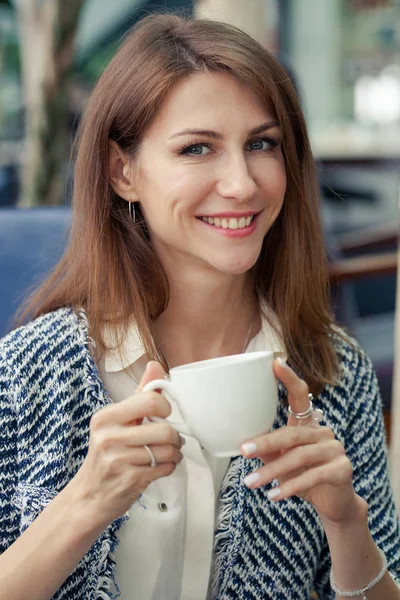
169, 120, 280, 140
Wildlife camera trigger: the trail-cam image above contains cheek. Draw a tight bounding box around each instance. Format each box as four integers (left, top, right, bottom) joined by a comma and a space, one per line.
260, 165, 286, 204
154, 175, 214, 220
170, 168, 215, 200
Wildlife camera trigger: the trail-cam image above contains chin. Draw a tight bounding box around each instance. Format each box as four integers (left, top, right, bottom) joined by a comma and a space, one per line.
212, 256, 259, 276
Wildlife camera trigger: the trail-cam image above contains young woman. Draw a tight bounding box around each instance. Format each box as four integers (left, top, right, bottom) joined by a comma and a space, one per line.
0, 13, 399, 600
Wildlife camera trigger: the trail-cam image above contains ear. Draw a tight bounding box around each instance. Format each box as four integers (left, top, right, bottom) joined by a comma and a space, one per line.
108, 140, 139, 201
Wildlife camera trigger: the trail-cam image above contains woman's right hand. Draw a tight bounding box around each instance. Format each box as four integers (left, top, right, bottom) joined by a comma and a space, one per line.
72, 361, 183, 527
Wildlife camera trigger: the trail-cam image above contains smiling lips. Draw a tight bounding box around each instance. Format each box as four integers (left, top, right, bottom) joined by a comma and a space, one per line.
200, 215, 254, 230
196, 212, 260, 238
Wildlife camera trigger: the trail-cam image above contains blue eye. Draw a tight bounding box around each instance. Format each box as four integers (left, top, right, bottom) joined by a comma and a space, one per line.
248, 138, 275, 151
181, 144, 211, 156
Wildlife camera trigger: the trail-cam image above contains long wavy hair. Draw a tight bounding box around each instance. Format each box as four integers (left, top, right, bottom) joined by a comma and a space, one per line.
18, 13, 338, 393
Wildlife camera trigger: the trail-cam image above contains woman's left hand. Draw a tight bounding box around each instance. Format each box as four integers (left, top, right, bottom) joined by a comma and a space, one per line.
241, 358, 360, 525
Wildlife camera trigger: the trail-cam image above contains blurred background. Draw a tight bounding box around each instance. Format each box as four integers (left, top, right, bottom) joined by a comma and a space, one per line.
0, 0, 400, 500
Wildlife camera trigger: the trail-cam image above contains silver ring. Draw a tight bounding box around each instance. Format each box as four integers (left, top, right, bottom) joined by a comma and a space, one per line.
288, 393, 314, 420
143, 444, 157, 468
312, 407, 325, 423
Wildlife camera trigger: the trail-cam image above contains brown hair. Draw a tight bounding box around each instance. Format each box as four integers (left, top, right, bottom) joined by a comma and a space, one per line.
19, 13, 338, 393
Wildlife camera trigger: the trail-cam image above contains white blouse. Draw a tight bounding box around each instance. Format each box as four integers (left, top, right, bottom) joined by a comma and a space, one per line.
97, 313, 284, 600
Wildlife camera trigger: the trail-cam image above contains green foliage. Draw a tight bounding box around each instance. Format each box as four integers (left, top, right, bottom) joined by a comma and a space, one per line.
3, 39, 20, 72
78, 39, 120, 81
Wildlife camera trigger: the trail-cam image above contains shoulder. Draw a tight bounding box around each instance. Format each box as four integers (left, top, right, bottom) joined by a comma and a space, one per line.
329, 325, 377, 392
0, 307, 97, 449
1, 307, 79, 350
316, 326, 382, 442
0, 307, 87, 386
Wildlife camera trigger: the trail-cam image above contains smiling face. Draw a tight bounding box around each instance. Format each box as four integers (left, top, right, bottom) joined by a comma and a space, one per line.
119, 71, 287, 276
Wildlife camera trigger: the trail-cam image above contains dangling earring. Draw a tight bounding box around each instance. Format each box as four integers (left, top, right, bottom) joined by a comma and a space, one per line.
129, 201, 136, 223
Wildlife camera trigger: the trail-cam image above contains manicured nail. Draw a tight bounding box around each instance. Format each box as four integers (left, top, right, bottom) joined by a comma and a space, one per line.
243, 472, 260, 488
277, 357, 288, 369
242, 442, 257, 456
267, 487, 281, 500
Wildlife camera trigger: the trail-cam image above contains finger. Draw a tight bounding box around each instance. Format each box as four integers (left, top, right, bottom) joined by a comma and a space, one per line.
243, 439, 344, 488
264, 455, 353, 502
136, 444, 183, 465
137, 361, 167, 393
241, 424, 334, 458
135, 461, 177, 484
91, 391, 172, 428
130, 422, 184, 448
97, 422, 183, 449
272, 358, 311, 425
104, 445, 184, 467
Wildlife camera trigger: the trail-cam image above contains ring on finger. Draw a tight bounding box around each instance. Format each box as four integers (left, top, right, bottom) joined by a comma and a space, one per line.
143, 444, 158, 468
288, 393, 314, 420
312, 407, 325, 423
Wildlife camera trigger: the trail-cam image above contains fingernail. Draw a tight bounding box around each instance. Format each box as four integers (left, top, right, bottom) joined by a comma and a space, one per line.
180, 436, 186, 446
277, 357, 288, 369
267, 487, 281, 500
242, 442, 257, 456
243, 472, 260, 488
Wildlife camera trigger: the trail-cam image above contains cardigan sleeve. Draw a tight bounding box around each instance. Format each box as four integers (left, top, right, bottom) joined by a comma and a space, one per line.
346, 349, 400, 585
314, 345, 400, 598
0, 345, 21, 555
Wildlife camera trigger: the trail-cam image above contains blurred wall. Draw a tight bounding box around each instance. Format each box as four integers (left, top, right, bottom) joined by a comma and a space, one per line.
195, 0, 269, 45
289, 0, 342, 125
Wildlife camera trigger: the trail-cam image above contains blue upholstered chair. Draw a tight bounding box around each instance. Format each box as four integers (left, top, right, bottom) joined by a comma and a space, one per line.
0, 206, 71, 337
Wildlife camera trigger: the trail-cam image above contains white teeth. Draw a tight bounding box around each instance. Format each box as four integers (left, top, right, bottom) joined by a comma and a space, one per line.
200, 215, 254, 230
229, 218, 238, 230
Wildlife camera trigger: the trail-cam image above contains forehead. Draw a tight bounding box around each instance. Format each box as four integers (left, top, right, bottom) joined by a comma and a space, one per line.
145, 71, 276, 137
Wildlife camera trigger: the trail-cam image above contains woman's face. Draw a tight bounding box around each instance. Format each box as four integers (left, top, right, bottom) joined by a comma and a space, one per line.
132, 71, 286, 276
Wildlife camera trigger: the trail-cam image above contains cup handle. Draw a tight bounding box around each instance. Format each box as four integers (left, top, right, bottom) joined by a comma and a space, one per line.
142, 379, 193, 437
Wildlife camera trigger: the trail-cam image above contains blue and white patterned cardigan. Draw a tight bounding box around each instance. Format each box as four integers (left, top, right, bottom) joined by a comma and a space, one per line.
0, 307, 400, 600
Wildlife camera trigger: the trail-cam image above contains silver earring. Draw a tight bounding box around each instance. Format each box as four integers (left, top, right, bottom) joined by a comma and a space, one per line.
129, 201, 136, 223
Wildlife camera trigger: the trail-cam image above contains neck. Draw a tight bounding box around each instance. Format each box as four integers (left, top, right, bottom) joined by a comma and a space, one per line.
154, 263, 260, 367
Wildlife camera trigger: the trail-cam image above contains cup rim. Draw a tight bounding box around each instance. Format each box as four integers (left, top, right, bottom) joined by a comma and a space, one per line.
169, 350, 274, 374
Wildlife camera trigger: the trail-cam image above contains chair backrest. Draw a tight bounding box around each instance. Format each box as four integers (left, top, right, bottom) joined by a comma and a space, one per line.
0, 207, 71, 337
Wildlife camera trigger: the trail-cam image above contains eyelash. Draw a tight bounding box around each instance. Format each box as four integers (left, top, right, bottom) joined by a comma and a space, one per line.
178, 136, 280, 156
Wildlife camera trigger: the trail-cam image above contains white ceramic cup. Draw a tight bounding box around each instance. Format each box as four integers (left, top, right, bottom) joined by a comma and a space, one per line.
142, 350, 278, 457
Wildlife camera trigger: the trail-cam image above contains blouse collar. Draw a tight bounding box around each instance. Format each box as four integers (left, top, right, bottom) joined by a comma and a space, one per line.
103, 303, 285, 373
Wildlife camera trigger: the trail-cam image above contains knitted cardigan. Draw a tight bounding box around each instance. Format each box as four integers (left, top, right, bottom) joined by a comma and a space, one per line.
1, 308, 400, 600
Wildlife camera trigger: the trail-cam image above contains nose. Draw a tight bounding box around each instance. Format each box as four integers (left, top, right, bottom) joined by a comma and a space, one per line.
215, 153, 257, 203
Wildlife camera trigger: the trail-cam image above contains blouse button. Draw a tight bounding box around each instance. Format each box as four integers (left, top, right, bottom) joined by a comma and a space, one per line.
158, 502, 168, 512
